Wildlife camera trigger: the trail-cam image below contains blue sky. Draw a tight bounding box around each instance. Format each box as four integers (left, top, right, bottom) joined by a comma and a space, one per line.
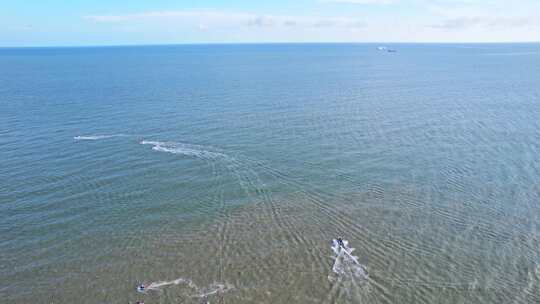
1, 0, 539, 46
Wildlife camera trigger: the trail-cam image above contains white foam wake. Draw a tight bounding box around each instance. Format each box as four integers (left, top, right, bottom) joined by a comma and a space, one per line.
145, 277, 197, 291
140, 140, 227, 160
191, 283, 234, 299
329, 239, 369, 282
138, 277, 233, 299
74, 134, 125, 141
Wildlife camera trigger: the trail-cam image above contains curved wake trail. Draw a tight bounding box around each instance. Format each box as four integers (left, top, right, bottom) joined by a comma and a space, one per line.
81, 136, 381, 301
138, 277, 233, 301
139, 140, 312, 287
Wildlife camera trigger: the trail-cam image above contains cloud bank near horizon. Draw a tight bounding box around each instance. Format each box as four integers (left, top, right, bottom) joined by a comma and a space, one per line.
2, 0, 540, 46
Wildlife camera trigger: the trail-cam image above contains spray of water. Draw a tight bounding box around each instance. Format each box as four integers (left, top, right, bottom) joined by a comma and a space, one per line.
329, 239, 369, 282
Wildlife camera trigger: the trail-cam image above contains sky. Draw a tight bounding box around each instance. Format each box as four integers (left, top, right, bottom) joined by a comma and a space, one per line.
1, 0, 539, 46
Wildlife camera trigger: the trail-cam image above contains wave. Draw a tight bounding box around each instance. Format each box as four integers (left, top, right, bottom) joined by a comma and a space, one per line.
140, 140, 227, 160
74, 134, 125, 141
138, 277, 233, 299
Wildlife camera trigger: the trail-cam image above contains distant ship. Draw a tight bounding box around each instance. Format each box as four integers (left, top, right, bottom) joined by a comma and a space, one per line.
377, 46, 397, 53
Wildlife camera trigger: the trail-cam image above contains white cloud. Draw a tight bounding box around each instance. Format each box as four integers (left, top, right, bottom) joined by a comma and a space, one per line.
421, 0, 540, 36
431, 17, 533, 30
84, 11, 245, 23
84, 10, 366, 29
247, 16, 276, 27
80, 5, 540, 43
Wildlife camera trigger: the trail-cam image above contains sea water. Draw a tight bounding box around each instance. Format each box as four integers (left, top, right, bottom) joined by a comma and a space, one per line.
1, 43, 540, 303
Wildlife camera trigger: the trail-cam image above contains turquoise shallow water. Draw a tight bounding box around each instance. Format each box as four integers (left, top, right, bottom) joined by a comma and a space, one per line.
1, 44, 540, 303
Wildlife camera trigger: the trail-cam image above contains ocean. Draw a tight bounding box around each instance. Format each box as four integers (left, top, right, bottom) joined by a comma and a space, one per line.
1, 43, 540, 303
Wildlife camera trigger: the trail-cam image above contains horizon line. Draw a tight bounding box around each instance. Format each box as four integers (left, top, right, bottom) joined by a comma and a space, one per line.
1, 41, 539, 49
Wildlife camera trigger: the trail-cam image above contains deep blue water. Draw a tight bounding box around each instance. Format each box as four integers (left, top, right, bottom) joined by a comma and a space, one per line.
1, 44, 540, 303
